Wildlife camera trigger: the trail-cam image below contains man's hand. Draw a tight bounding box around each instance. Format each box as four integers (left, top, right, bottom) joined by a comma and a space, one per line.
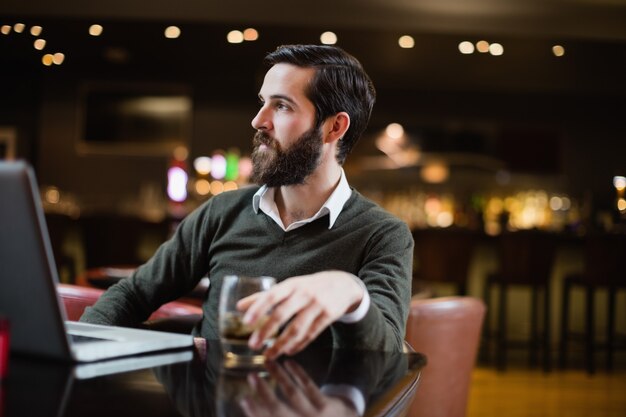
236, 271, 364, 359
239, 360, 359, 417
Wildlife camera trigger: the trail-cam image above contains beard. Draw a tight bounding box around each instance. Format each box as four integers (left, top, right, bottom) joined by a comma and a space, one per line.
250, 126, 323, 187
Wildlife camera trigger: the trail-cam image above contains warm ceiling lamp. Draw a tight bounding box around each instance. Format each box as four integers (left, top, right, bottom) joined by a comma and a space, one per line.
489, 43, 504, 56
552, 45, 565, 57
458, 41, 474, 54
164, 26, 181, 39
34, 39, 46, 50
320, 31, 337, 45
476, 40, 490, 53
385, 123, 404, 139
52, 52, 65, 65
227, 30, 244, 44
243, 28, 259, 41
41, 54, 54, 66
89, 24, 103, 36
398, 35, 415, 49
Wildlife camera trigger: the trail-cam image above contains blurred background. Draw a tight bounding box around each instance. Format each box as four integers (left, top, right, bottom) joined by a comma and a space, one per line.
1, 0, 626, 383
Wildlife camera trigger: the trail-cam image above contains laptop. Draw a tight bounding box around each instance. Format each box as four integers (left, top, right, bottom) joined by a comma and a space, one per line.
0, 160, 194, 362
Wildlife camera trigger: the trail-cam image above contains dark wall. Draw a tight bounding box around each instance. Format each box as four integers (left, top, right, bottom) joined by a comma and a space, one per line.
1, 19, 624, 217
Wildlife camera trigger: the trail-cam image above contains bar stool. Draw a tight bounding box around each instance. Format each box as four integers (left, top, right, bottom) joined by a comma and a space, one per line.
559, 232, 626, 374
412, 227, 477, 296
483, 229, 557, 371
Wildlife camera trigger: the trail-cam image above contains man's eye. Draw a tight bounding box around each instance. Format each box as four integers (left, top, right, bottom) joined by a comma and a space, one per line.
276, 103, 289, 110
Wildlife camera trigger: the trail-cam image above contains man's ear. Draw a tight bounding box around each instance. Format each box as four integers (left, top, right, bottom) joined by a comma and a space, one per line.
324, 112, 351, 144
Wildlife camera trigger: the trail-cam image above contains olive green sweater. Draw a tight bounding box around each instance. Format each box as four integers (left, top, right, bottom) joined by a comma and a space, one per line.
81, 186, 414, 351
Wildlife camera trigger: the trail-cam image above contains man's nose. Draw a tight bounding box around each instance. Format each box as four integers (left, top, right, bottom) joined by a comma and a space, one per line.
251, 107, 271, 131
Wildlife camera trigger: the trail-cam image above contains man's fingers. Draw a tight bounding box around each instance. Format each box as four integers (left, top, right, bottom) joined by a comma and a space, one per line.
264, 305, 328, 359
250, 289, 316, 349
266, 362, 310, 409
241, 282, 294, 325
283, 313, 332, 356
236, 292, 262, 310
284, 360, 326, 407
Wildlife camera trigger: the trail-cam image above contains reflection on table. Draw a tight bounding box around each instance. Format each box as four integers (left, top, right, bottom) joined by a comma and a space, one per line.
2, 340, 425, 417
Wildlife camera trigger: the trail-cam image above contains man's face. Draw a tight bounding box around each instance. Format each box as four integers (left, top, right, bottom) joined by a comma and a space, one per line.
250, 126, 323, 187
250, 63, 323, 186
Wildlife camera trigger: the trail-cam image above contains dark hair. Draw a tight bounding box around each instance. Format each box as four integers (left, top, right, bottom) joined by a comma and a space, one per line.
264, 44, 376, 165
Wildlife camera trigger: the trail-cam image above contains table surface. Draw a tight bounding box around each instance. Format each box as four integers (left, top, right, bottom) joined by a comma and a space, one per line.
1, 340, 425, 417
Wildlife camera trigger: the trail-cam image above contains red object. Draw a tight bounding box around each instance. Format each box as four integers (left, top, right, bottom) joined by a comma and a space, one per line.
56, 284, 203, 321
0, 317, 9, 380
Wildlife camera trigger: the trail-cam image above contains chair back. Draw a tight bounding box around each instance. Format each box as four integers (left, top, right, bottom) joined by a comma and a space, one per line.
405, 296, 486, 417
495, 230, 557, 285
57, 283, 202, 322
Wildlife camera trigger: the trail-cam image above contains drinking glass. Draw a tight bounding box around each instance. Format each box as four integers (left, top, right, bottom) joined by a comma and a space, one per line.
218, 275, 276, 367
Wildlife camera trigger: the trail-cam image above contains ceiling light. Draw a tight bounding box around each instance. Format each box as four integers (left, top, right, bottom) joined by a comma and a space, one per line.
243, 28, 258, 41
476, 40, 489, 53
33, 39, 46, 50
164, 26, 181, 39
552, 45, 565, 57
320, 31, 337, 45
398, 35, 414, 49
1, 25, 11, 35
89, 24, 103, 36
30, 26, 42, 36
458, 41, 474, 54
42, 54, 54, 66
227, 30, 244, 44
52, 52, 65, 65
13, 23, 25, 33
385, 123, 404, 139
489, 43, 504, 56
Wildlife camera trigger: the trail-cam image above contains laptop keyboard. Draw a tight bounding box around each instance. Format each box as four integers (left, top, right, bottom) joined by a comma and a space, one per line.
69, 334, 112, 344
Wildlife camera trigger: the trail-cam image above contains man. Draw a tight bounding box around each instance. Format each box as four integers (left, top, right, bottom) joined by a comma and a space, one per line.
81, 44, 414, 358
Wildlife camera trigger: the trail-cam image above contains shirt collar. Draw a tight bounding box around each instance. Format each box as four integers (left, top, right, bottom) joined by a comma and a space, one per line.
252, 169, 351, 230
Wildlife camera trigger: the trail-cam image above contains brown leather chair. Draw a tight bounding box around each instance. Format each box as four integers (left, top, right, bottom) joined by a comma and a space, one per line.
405, 296, 486, 417
57, 284, 203, 332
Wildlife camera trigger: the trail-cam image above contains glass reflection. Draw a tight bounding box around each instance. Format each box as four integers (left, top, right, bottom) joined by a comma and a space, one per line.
154, 340, 423, 417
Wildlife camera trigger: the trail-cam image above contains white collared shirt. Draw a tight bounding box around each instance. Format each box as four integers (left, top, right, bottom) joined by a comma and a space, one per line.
252, 169, 352, 231
252, 169, 370, 323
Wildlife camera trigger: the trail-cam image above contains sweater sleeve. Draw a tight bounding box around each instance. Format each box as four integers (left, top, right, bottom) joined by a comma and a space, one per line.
79, 201, 213, 327
331, 216, 413, 351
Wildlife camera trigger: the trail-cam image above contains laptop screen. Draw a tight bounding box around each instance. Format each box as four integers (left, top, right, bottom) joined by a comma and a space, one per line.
0, 161, 72, 359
